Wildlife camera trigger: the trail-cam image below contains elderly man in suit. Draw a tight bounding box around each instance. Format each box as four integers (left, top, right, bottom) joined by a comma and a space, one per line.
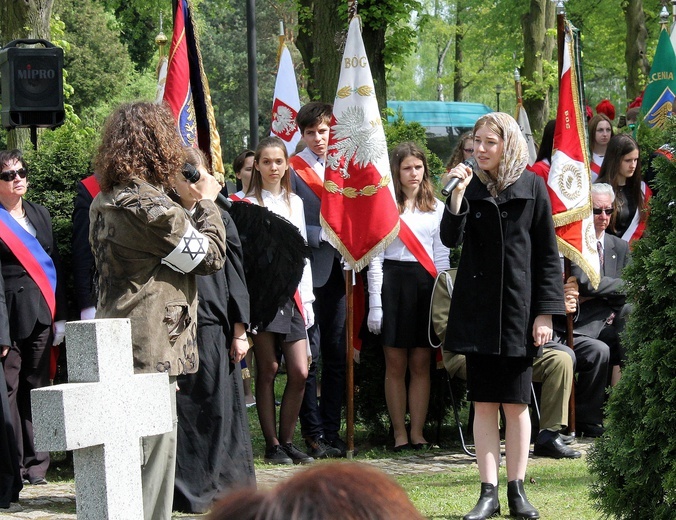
559, 182, 631, 437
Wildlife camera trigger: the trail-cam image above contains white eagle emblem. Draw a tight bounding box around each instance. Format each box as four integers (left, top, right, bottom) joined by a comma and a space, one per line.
272, 105, 297, 137
326, 106, 386, 178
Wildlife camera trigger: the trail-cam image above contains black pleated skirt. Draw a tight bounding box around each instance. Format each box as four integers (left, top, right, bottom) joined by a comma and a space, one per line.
381, 260, 435, 349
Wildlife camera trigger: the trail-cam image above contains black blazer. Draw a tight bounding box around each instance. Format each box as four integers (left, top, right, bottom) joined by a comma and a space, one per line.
72, 179, 97, 310
569, 232, 631, 338
289, 160, 339, 288
0, 199, 67, 341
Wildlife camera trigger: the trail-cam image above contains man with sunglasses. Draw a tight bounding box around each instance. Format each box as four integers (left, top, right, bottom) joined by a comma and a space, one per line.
575, 183, 631, 385
0, 149, 67, 487
556, 182, 631, 437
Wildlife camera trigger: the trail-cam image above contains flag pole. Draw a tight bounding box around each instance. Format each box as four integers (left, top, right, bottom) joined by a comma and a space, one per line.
514, 68, 522, 107
246, 0, 259, 149
343, 0, 359, 461
556, 1, 577, 437
276, 21, 285, 66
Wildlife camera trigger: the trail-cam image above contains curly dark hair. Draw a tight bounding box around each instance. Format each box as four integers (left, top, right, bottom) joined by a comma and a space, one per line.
93, 102, 184, 193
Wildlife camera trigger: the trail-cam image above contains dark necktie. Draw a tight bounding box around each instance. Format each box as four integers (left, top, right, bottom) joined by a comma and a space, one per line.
597, 240, 604, 275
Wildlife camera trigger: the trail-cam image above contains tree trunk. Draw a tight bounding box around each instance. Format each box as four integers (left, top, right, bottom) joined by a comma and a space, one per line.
436, 36, 452, 101
361, 23, 387, 110
624, 0, 649, 103
0, 0, 54, 151
296, 0, 345, 103
521, 0, 555, 134
295, 1, 388, 111
453, 0, 464, 101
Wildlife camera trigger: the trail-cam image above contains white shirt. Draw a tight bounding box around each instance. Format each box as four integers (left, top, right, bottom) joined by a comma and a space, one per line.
367, 199, 450, 306
295, 147, 325, 181
244, 189, 315, 305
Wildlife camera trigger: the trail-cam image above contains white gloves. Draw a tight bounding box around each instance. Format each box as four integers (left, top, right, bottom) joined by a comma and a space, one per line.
303, 302, 315, 329
319, 228, 329, 242
53, 320, 67, 346
80, 306, 96, 321
367, 306, 383, 334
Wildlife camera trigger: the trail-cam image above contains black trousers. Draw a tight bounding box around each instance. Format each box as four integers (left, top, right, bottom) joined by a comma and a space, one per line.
299, 258, 346, 440
554, 335, 610, 425
2, 323, 52, 481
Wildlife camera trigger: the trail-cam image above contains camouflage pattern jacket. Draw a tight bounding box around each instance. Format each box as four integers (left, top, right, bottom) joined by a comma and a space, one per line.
90, 179, 226, 376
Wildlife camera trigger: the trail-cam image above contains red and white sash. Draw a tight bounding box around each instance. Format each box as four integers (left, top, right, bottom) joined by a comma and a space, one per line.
622, 181, 652, 244
397, 219, 437, 279
289, 155, 324, 201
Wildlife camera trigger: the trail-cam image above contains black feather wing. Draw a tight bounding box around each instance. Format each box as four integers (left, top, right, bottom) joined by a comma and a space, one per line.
228, 201, 311, 329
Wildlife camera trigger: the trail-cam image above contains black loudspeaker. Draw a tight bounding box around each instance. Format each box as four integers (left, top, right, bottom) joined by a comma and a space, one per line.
0, 39, 65, 129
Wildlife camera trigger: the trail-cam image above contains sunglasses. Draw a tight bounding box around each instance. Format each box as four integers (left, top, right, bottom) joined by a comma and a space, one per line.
463, 148, 474, 153
593, 208, 613, 215
0, 168, 28, 182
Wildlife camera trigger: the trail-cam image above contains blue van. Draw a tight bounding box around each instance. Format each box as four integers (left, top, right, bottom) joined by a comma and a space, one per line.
386, 101, 493, 164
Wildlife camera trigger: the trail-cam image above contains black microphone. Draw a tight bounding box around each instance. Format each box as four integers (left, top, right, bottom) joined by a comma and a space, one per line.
441, 158, 475, 197
182, 163, 232, 210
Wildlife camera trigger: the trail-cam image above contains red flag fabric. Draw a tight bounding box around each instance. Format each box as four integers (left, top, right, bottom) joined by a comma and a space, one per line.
320, 17, 399, 272
163, 0, 224, 179
270, 45, 301, 155
548, 21, 600, 289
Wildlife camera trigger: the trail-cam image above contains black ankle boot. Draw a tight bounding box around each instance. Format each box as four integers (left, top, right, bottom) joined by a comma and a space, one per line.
507, 479, 539, 519
463, 482, 500, 520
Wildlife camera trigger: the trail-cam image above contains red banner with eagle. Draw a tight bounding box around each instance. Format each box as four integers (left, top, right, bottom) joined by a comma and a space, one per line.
320, 16, 399, 272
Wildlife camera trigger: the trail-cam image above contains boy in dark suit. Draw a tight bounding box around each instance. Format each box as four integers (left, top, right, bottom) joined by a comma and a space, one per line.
290, 102, 347, 458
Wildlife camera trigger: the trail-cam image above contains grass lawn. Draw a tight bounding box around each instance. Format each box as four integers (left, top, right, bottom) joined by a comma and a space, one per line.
400, 458, 599, 519
247, 373, 602, 519
44, 373, 601, 519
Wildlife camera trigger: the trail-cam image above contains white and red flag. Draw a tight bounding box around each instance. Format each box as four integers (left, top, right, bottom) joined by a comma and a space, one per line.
270, 44, 301, 155
516, 104, 537, 166
549, 21, 600, 289
320, 16, 399, 272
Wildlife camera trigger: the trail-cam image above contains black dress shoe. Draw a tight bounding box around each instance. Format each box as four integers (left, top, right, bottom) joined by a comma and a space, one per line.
393, 443, 410, 453
577, 423, 605, 437
559, 432, 575, 445
533, 433, 581, 459
507, 479, 539, 519
463, 482, 500, 520
326, 436, 353, 457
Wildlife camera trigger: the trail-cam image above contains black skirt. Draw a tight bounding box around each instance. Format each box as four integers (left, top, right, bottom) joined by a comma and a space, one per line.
381, 260, 435, 349
259, 298, 306, 343
465, 354, 533, 404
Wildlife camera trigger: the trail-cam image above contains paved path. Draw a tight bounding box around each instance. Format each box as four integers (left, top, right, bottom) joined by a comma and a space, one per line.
0, 440, 593, 519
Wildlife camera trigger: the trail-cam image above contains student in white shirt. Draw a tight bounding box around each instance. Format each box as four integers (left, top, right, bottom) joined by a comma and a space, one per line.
245, 136, 315, 465
367, 142, 450, 451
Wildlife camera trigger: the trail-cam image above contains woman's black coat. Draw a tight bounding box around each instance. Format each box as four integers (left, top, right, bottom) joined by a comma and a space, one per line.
440, 170, 565, 358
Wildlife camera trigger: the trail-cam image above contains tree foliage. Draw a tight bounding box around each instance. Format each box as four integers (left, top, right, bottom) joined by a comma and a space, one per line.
587, 119, 676, 519
98, 0, 166, 71
22, 114, 99, 319
55, 0, 135, 114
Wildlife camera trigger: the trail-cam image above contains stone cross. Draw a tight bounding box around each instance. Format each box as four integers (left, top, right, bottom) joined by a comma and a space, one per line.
31, 319, 172, 520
